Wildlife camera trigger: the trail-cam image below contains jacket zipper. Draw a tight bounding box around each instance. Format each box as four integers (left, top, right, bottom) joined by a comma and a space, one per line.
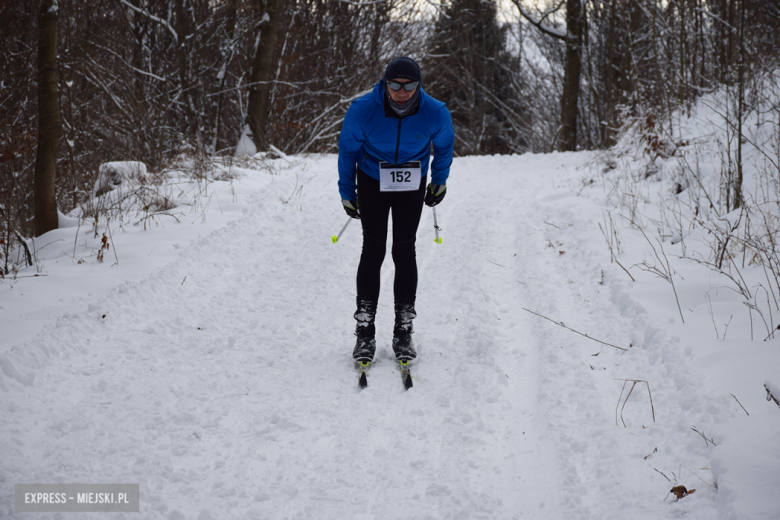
394, 118, 402, 164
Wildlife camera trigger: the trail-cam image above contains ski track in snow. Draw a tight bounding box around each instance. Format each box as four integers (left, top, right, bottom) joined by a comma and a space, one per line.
0, 154, 745, 518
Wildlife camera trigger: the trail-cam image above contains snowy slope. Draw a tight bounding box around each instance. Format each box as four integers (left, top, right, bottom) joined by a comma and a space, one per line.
2, 150, 779, 519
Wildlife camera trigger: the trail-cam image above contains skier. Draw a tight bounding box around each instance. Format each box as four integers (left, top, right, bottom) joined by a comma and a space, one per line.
338, 57, 455, 366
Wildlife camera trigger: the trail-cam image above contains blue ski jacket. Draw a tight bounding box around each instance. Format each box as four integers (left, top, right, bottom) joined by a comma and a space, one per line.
337, 80, 455, 201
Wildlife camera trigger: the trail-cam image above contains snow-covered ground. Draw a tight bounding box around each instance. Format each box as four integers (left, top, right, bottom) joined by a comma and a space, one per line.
2, 142, 779, 517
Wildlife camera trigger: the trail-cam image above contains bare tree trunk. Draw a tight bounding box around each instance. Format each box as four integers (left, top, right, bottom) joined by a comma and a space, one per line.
174, 0, 201, 146
129, 14, 151, 159
692, 0, 700, 93
734, 0, 745, 209
679, 0, 686, 113
716, 0, 728, 82
604, 0, 618, 146
560, 0, 582, 151
620, 28, 633, 97
34, 0, 60, 237
247, 0, 285, 152
210, 0, 239, 154
727, 0, 738, 73
512, 0, 582, 151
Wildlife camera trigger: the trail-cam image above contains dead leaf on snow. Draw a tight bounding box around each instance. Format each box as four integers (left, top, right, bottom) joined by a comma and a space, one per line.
671, 486, 696, 499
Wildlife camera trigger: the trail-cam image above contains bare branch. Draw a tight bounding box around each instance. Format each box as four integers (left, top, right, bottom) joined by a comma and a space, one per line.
510, 0, 568, 41
119, 0, 179, 44
337, 0, 387, 4
522, 308, 628, 351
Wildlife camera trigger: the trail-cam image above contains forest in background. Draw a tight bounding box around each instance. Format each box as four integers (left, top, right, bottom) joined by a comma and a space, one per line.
1, 0, 779, 246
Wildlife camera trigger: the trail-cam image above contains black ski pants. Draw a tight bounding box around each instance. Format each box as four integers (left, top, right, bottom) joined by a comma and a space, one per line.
356, 167, 426, 306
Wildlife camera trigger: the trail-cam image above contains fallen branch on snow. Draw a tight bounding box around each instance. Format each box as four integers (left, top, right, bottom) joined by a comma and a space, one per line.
766, 381, 780, 410
522, 308, 628, 351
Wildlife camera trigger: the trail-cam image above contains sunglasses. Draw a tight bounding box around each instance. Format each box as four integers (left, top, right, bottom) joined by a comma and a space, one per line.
387, 80, 419, 92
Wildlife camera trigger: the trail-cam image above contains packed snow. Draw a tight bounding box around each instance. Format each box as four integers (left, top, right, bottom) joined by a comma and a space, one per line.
2, 106, 780, 517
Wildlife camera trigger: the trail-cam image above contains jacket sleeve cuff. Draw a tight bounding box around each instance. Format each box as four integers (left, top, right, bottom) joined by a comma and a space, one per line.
430, 169, 449, 186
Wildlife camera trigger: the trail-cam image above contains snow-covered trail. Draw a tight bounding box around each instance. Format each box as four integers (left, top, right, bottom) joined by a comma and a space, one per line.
2, 157, 561, 519
2, 153, 727, 519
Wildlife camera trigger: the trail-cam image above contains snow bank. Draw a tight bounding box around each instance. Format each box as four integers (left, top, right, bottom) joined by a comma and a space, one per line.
93, 161, 148, 197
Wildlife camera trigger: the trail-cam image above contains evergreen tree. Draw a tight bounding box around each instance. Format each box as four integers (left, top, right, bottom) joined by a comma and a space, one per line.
425, 0, 524, 155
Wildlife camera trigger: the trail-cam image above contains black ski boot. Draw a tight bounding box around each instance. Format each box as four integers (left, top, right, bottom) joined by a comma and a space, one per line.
352, 299, 377, 362
392, 302, 417, 362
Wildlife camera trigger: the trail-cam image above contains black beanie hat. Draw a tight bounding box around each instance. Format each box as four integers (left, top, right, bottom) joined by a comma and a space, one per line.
384, 57, 422, 86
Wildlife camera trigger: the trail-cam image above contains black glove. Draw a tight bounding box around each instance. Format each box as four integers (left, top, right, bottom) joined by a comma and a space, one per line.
424, 183, 446, 207
342, 199, 360, 219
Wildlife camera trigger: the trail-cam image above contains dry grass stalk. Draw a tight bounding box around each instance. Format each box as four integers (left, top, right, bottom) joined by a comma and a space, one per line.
614, 378, 656, 427
598, 211, 635, 282
633, 223, 685, 323
730, 393, 749, 415
691, 425, 717, 446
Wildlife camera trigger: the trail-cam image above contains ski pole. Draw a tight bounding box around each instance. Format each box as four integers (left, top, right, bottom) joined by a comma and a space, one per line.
432, 207, 442, 244
332, 217, 353, 243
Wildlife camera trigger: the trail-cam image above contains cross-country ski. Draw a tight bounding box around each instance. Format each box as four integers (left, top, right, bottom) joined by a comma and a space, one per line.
399, 360, 413, 390
356, 361, 369, 388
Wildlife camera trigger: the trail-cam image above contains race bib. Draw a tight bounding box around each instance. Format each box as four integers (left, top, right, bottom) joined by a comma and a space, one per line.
379, 161, 421, 192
